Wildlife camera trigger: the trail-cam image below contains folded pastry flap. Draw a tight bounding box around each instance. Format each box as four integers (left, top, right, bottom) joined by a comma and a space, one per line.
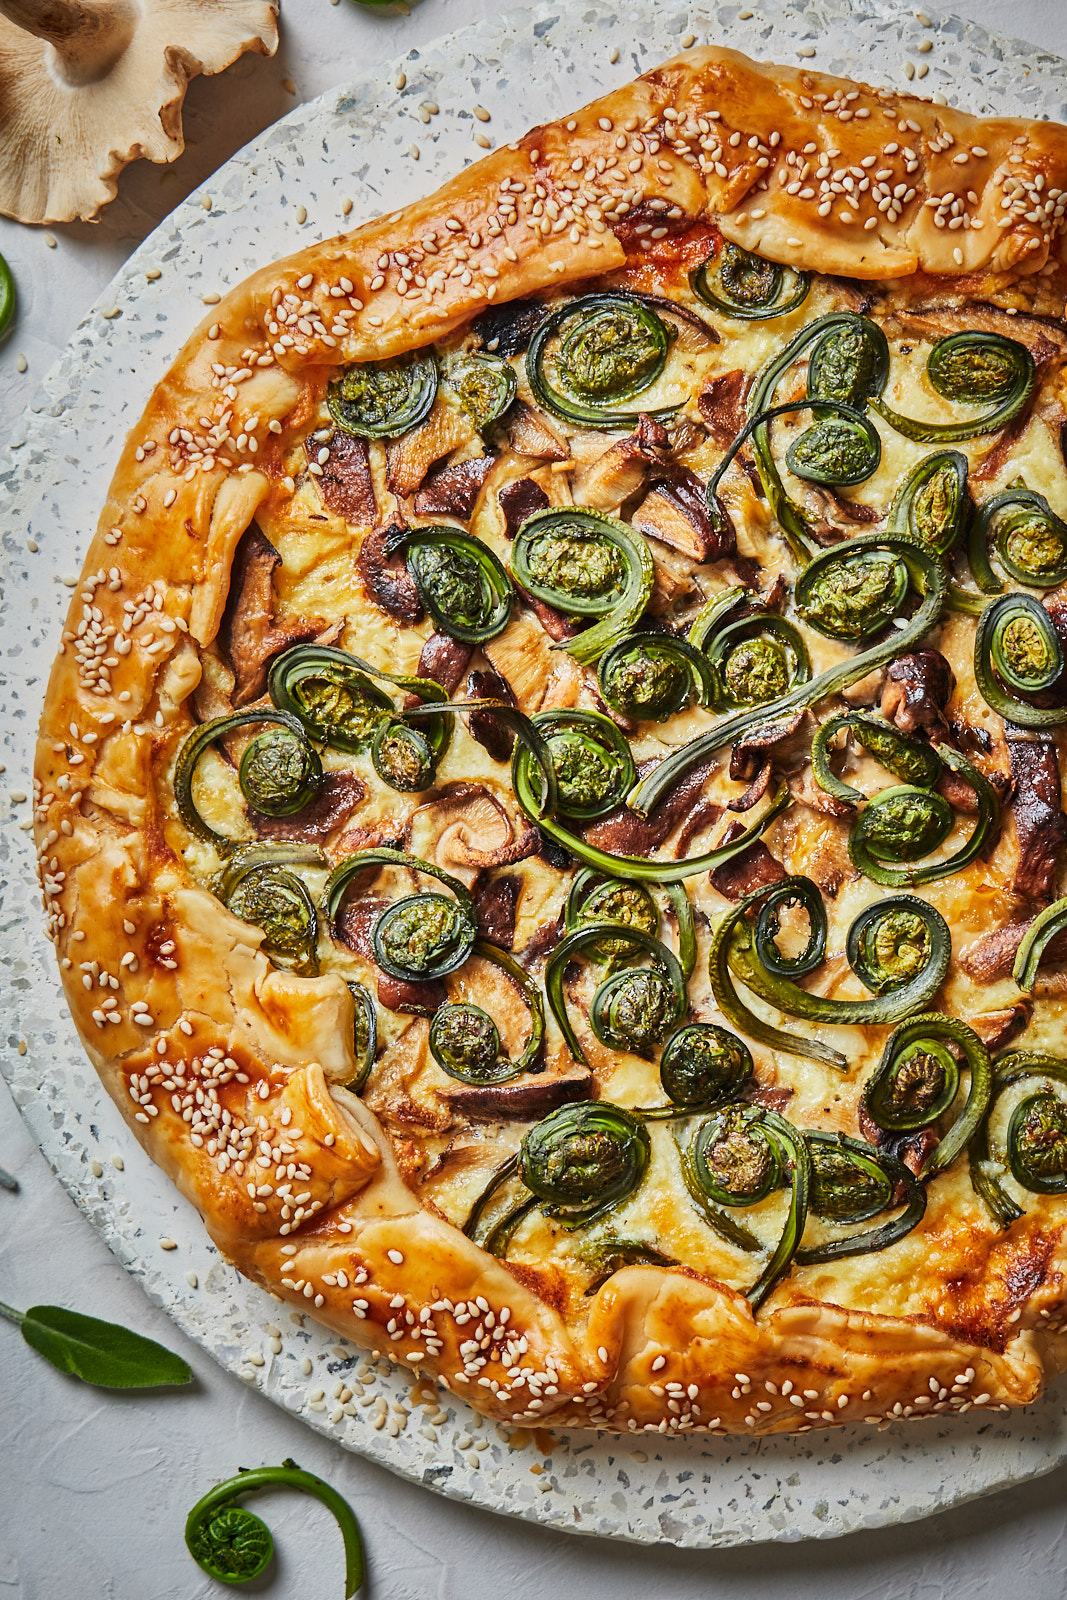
168, 886, 358, 1080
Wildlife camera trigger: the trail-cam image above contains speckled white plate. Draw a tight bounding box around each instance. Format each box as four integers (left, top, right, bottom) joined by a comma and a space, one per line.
5, 0, 1067, 1549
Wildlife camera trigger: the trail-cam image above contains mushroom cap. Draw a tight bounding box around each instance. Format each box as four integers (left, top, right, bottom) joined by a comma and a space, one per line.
0, 0, 279, 223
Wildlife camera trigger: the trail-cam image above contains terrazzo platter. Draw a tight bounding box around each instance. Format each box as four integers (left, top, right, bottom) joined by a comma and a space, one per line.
4, 0, 1067, 1551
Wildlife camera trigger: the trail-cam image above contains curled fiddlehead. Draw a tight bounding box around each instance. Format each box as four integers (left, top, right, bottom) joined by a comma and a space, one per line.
864, 1014, 991, 1177
564, 871, 658, 961
796, 540, 910, 641
597, 632, 713, 721
346, 981, 378, 1091
702, 613, 811, 711
526, 293, 677, 429
428, 940, 545, 1083
521, 1102, 651, 1225
706, 397, 882, 562
385, 526, 513, 644
795, 1133, 925, 1264
444, 351, 518, 429
174, 709, 324, 851
886, 450, 970, 557
465, 1104, 654, 1254
1013, 894, 1067, 993
327, 352, 438, 439
268, 645, 450, 757
322, 847, 477, 983
525, 708, 634, 820
690, 242, 809, 320
709, 878, 951, 1070
872, 331, 1036, 444
970, 1051, 1067, 1226
628, 535, 947, 819
811, 711, 942, 806
680, 1107, 811, 1309
215, 843, 324, 975
973, 594, 1067, 729
847, 747, 998, 888
968, 483, 1067, 594
846, 898, 945, 996
510, 506, 655, 665
370, 718, 438, 793
545, 923, 687, 1064
503, 698, 790, 882
185, 1460, 364, 1595
641, 1022, 753, 1116
710, 312, 888, 562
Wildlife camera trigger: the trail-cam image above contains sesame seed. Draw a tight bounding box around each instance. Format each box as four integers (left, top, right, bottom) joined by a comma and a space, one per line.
387, 1249, 404, 1264
159, 1237, 178, 1251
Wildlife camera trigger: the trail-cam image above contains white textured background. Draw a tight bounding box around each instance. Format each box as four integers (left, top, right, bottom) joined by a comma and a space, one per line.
2, 1, 1067, 1595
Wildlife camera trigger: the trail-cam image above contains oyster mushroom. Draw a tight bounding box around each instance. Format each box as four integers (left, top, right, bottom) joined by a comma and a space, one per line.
409, 782, 540, 889
0, 0, 278, 224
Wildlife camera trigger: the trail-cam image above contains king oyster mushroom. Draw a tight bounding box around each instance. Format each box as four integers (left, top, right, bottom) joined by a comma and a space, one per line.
0, 0, 278, 224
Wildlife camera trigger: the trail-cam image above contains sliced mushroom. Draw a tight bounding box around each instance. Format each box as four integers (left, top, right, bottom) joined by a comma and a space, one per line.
698, 369, 749, 447
221, 522, 323, 705
584, 756, 716, 857
472, 296, 549, 357
729, 708, 807, 782
576, 414, 669, 511
503, 400, 569, 462
710, 834, 787, 900
409, 782, 540, 889
631, 464, 736, 563
0, 0, 278, 224
498, 475, 550, 539
889, 304, 1067, 367
307, 430, 376, 524
959, 920, 1067, 983
969, 1001, 1032, 1053
414, 454, 496, 519
417, 632, 473, 695
744, 1082, 795, 1113
386, 400, 475, 498
484, 609, 556, 711
881, 650, 955, 738
538, 653, 584, 712
1006, 726, 1067, 902
465, 666, 517, 763
440, 1068, 592, 1123
250, 770, 365, 845
727, 761, 774, 814
357, 523, 423, 625
473, 874, 520, 949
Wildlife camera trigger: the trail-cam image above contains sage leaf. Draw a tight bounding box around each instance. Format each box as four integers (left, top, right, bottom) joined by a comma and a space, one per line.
2, 1300, 192, 1388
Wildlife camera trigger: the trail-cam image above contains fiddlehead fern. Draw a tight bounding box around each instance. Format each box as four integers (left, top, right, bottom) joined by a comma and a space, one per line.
864, 1014, 991, 1177
328, 352, 438, 439
510, 506, 655, 665
526, 293, 677, 428
872, 331, 1036, 444
709, 878, 951, 1070
690, 242, 810, 320
185, 1460, 364, 1595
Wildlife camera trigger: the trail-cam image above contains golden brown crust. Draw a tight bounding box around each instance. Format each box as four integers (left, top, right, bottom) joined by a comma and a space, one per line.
34, 46, 1067, 1439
